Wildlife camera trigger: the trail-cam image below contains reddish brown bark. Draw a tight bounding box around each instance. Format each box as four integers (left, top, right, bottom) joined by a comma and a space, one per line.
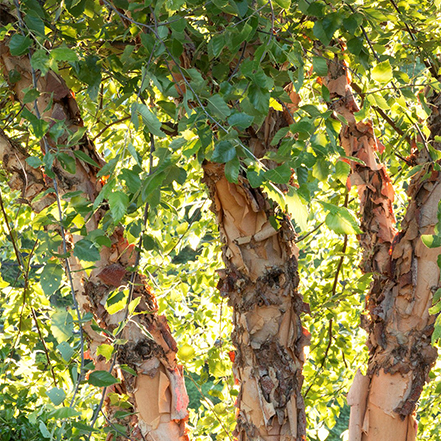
204, 162, 309, 441
326, 56, 438, 441
0, 38, 189, 440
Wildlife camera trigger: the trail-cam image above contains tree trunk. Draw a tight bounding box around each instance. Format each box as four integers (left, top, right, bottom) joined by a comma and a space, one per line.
325, 56, 439, 441
0, 33, 189, 441
203, 162, 309, 441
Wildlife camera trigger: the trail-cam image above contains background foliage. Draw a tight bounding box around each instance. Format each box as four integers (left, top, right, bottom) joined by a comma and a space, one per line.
1, 0, 441, 439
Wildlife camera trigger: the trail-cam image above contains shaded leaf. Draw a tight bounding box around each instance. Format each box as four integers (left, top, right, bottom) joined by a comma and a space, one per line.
136, 103, 165, 137
88, 370, 120, 387
9, 34, 32, 56
207, 94, 231, 120
264, 163, 292, 184
212, 140, 236, 163
74, 239, 101, 262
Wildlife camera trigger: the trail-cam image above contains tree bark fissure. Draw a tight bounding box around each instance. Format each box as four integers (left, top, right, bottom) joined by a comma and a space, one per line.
203, 162, 309, 441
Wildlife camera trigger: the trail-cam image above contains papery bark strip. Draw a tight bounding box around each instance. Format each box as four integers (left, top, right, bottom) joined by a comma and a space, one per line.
204, 162, 309, 441
325, 55, 438, 441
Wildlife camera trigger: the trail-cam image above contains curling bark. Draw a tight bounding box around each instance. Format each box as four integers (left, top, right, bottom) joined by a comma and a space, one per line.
325, 56, 439, 441
204, 163, 309, 441
0, 13, 189, 440
203, 97, 309, 440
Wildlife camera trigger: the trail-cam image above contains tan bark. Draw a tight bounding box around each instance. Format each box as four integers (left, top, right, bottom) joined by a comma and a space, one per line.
0, 35, 188, 441
325, 56, 438, 441
203, 162, 309, 441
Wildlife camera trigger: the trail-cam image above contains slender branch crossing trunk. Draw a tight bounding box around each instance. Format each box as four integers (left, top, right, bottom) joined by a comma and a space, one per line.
203, 162, 309, 441
326, 56, 439, 441
0, 33, 189, 441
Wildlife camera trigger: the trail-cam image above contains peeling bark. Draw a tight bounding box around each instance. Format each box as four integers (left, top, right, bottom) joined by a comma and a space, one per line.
0, 38, 188, 440
203, 162, 309, 441
325, 57, 396, 276
326, 56, 439, 441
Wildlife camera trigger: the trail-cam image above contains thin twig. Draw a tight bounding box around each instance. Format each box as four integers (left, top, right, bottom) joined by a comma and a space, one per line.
92, 115, 131, 142
345, 3, 380, 63
296, 221, 325, 243
31, 308, 58, 387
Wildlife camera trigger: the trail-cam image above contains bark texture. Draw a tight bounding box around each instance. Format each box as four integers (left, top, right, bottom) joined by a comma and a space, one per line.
0, 35, 188, 440
326, 56, 439, 441
204, 162, 309, 441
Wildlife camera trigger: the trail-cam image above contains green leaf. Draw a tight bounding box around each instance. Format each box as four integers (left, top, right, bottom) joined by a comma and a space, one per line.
31, 49, 51, 76
120, 167, 142, 193
26, 156, 43, 168
24, 15, 45, 36
264, 163, 292, 184
9, 34, 32, 56
57, 341, 74, 362
322, 202, 362, 235
97, 157, 118, 178
22, 88, 40, 104
372, 60, 393, 83
212, 141, 236, 163
97, 344, 115, 362
142, 171, 165, 201
209, 35, 225, 58
74, 238, 101, 262
273, 0, 291, 8
225, 156, 240, 183
429, 300, 441, 315
88, 370, 120, 387
313, 57, 328, 76
51, 46, 79, 62
313, 159, 329, 181
57, 152, 77, 174
178, 343, 195, 361
128, 296, 141, 315
136, 103, 165, 137
46, 387, 66, 406
106, 290, 127, 315
8, 68, 21, 84
39, 421, 51, 438
247, 168, 264, 188
269, 127, 289, 147
120, 364, 137, 376
421, 234, 441, 249
263, 183, 286, 209
343, 14, 362, 34
228, 112, 254, 129
286, 186, 308, 230
40, 263, 63, 296
432, 314, 441, 343
48, 407, 81, 419
207, 94, 231, 120
433, 288, 441, 304
108, 191, 129, 224
51, 310, 74, 342
22, 108, 49, 139
335, 160, 351, 184
73, 150, 100, 167
347, 37, 363, 55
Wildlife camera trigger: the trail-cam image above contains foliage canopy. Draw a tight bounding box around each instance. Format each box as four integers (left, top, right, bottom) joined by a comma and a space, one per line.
1, 0, 441, 439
